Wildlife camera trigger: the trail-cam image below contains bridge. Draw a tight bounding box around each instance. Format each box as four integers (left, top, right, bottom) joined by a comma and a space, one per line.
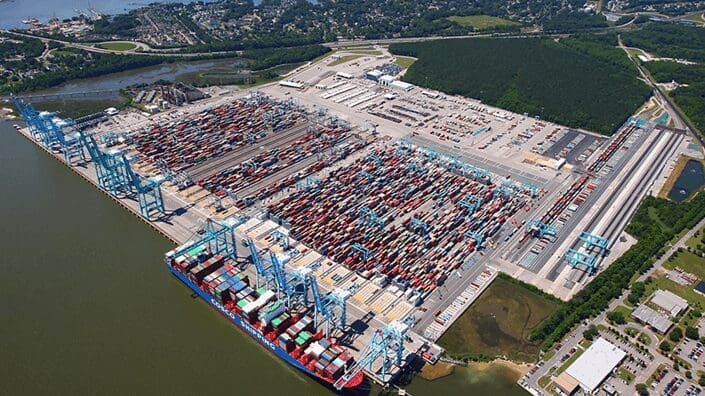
1, 89, 121, 103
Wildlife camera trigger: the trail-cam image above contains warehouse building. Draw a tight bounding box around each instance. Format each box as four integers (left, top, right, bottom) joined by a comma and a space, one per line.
631, 304, 673, 334
564, 337, 626, 394
650, 289, 688, 317
366, 70, 384, 82
390, 80, 414, 92
552, 371, 579, 395
378, 75, 396, 86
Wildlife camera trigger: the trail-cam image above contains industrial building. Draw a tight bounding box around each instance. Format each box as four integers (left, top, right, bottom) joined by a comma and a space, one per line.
650, 289, 689, 317
632, 304, 674, 334
564, 337, 626, 394
366, 69, 384, 82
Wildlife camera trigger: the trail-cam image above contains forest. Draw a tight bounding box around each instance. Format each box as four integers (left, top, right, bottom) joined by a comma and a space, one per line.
390, 36, 650, 134
626, 23, 705, 135
0, 34, 44, 60
621, 23, 705, 62
244, 45, 330, 70
530, 193, 705, 350
672, 84, 705, 136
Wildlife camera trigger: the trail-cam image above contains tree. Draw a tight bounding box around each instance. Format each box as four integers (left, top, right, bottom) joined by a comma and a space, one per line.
698, 375, 705, 386
686, 326, 699, 340
686, 370, 693, 379
636, 383, 649, 396
583, 325, 599, 341
670, 327, 683, 343
607, 311, 627, 325
660, 340, 672, 352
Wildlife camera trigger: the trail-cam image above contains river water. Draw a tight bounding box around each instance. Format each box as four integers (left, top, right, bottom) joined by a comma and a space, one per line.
0, 0, 210, 29
0, 120, 527, 394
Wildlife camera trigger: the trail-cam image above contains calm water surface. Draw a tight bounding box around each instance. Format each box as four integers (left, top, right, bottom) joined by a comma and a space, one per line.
0, 120, 527, 395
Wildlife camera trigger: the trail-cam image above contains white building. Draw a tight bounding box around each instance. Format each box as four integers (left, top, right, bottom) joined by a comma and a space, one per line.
335, 71, 353, 79
279, 80, 304, 89
564, 337, 626, 394
651, 289, 689, 317
379, 75, 396, 86
390, 80, 414, 92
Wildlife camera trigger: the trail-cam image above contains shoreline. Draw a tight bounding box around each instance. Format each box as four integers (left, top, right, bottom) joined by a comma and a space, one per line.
469, 359, 531, 378
420, 358, 531, 382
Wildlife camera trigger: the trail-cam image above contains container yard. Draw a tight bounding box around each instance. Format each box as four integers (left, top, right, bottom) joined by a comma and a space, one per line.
9, 44, 698, 392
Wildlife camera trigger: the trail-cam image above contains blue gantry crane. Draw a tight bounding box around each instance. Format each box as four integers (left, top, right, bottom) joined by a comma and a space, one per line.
458, 193, 483, 213
270, 229, 290, 249
333, 316, 413, 390
579, 231, 610, 257
309, 275, 350, 338
410, 217, 430, 235
296, 175, 321, 191
350, 243, 371, 261
166, 217, 245, 263
526, 219, 557, 238
564, 248, 598, 273
247, 238, 276, 289
359, 206, 384, 228
120, 153, 169, 219
80, 133, 132, 195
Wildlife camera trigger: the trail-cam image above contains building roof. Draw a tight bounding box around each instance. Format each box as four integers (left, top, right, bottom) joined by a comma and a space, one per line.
552, 372, 579, 395
632, 304, 673, 333
565, 337, 626, 393
695, 281, 705, 295
651, 289, 688, 317
390, 80, 414, 90
366, 69, 383, 77
379, 75, 396, 83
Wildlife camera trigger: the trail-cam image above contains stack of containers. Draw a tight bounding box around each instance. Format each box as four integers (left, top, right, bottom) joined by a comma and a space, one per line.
188, 255, 224, 284
212, 273, 248, 304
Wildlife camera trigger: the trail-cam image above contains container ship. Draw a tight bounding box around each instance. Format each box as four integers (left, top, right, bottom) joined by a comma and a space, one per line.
164, 243, 365, 391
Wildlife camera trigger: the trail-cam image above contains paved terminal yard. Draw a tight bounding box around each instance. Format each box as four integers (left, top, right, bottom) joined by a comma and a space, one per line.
13, 45, 699, 387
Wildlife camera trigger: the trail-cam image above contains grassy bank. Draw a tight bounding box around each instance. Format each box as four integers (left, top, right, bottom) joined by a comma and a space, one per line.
446, 15, 520, 30
33, 98, 128, 119
97, 42, 137, 51
438, 276, 559, 362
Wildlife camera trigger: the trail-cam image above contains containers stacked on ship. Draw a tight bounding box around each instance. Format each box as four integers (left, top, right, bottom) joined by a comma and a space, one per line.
305, 338, 356, 382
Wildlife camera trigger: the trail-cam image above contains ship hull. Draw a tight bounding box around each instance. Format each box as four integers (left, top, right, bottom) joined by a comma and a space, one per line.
167, 265, 360, 392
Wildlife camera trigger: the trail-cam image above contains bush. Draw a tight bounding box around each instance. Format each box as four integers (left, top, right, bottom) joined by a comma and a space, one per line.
660, 340, 672, 352
608, 311, 627, 325
686, 326, 699, 340
636, 383, 649, 396
583, 325, 599, 341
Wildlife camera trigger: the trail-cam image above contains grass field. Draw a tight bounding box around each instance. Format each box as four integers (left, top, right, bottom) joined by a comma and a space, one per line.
96, 42, 137, 51
438, 277, 559, 362
394, 56, 416, 69
328, 55, 363, 66
34, 98, 126, 118
447, 15, 520, 30
644, 250, 705, 309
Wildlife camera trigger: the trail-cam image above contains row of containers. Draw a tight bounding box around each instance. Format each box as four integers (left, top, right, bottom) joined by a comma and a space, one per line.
131, 94, 374, 207
423, 266, 497, 341
200, 130, 370, 207
266, 141, 536, 300
132, 95, 307, 173
166, 244, 360, 384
